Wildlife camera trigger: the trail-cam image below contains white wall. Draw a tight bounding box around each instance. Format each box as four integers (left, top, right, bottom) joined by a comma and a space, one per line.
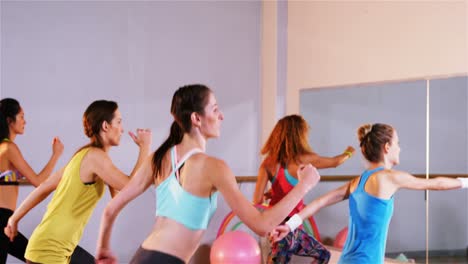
1, 1, 261, 263
287, 1, 468, 114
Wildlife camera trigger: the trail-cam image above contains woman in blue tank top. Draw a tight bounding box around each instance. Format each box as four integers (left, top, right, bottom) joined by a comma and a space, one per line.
95, 84, 321, 264
270, 123, 468, 264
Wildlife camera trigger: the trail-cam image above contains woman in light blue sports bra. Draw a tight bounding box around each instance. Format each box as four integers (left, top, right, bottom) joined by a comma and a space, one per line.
96, 84, 321, 264
270, 123, 467, 264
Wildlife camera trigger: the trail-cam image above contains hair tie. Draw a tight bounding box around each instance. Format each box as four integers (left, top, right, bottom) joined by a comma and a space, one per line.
360, 125, 374, 147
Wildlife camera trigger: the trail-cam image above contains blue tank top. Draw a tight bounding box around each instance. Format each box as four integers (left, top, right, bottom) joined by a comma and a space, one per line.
155, 146, 218, 230
339, 167, 394, 264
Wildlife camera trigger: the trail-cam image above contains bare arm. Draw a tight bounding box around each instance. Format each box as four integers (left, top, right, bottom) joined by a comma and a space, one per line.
391, 170, 462, 191
8, 138, 64, 186
210, 159, 319, 236
93, 130, 151, 191
108, 186, 118, 198
270, 179, 355, 242
298, 180, 354, 220
305, 146, 355, 169
96, 157, 153, 259
252, 162, 269, 205
4, 167, 64, 241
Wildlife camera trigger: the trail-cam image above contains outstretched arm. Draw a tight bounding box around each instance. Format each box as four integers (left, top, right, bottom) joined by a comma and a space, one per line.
298, 180, 353, 220
96, 157, 153, 263
391, 170, 463, 191
9, 137, 64, 186
211, 158, 319, 236
4, 167, 64, 241
305, 146, 355, 169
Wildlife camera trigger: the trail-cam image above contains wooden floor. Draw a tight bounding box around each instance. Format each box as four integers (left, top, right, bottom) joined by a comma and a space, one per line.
290, 247, 468, 264
413, 256, 468, 264
291, 246, 410, 263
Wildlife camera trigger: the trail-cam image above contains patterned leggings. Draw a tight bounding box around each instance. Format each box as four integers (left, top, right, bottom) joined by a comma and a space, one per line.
268, 228, 330, 264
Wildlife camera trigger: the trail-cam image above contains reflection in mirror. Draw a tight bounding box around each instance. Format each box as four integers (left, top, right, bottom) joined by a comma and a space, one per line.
299, 81, 427, 262
428, 76, 468, 262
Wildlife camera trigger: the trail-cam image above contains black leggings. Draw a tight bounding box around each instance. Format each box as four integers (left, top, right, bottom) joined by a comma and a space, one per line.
0, 208, 27, 263
0, 208, 94, 264
130, 247, 185, 264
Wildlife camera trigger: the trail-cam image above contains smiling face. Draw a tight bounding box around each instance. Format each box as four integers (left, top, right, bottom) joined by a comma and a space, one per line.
199, 92, 224, 139
9, 107, 26, 136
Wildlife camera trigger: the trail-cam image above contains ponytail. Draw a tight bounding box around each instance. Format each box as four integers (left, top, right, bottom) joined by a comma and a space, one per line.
0, 112, 8, 140
152, 121, 184, 178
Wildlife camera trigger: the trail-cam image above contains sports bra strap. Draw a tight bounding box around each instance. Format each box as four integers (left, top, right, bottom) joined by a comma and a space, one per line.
271, 164, 281, 182
0, 171, 13, 178
171, 146, 203, 181
170, 147, 178, 176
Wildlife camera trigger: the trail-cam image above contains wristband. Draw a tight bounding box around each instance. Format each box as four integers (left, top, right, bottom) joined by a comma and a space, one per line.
457, 177, 468, 188
343, 151, 353, 158
285, 214, 303, 232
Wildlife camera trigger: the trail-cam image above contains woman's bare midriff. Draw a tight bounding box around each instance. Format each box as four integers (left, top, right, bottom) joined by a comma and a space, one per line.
0, 185, 18, 210
141, 216, 205, 263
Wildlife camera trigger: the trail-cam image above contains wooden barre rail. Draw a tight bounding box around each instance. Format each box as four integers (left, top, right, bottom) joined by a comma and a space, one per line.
18, 174, 467, 185
235, 174, 468, 183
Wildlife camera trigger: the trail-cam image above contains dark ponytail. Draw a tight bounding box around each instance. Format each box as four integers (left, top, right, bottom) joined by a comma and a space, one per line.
152, 121, 184, 177
0, 98, 21, 140
152, 84, 211, 178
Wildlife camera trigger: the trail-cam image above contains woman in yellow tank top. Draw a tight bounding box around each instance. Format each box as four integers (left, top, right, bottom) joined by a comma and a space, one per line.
4, 100, 152, 264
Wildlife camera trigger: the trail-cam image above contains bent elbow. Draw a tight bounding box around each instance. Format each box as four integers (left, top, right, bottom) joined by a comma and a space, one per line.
253, 219, 274, 237
252, 227, 268, 237
30, 180, 41, 188
102, 205, 116, 221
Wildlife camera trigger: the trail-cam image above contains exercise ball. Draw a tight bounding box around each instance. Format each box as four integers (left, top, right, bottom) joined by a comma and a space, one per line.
210, 230, 261, 264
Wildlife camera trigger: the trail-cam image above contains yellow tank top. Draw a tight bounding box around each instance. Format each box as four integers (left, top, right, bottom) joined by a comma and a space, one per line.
26, 148, 105, 263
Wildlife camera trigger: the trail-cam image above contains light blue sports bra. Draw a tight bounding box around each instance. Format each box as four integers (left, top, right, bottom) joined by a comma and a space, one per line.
155, 146, 218, 230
